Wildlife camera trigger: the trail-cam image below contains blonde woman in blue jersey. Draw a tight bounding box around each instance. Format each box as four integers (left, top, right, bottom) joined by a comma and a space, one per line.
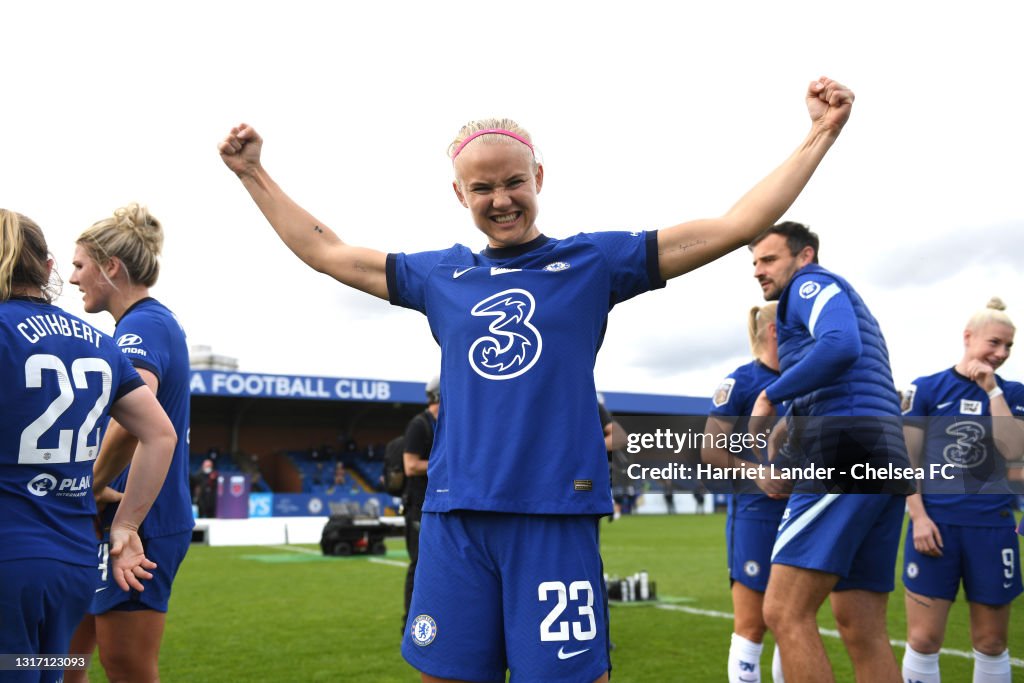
701, 303, 786, 683
64, 204, 194, 683
900, 299, 1024, 683
219, 77, 855, 683
0, 210, 174, 683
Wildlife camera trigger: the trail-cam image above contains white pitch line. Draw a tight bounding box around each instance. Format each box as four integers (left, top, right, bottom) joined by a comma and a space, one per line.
269, 545, 409, 568
369, 557, 410, 568
654, 603, 1023, 669
268, 544, 322, 555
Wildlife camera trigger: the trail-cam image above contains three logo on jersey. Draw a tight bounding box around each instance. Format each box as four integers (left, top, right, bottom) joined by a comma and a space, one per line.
26, 472, 91, 498
453, 262, 574, 381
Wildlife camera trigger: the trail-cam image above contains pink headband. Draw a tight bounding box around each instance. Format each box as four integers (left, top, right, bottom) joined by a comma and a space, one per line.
450, 128, 535, 161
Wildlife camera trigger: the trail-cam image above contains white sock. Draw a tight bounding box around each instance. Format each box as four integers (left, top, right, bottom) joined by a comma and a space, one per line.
771, 642, 784, 682
728, 632, 764, 683
972, 649, 1010, 683
902, 644, 941, 683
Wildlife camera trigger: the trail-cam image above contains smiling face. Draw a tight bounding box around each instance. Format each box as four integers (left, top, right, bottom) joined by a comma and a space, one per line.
963, 321, 1014, 371
751, 233, 814, 301
68, 244, 115, 314
452, 138, 543, 249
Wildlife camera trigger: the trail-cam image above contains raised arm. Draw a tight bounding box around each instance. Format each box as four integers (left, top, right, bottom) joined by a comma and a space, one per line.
657, 77, 854, 280
219, 124, 389, 299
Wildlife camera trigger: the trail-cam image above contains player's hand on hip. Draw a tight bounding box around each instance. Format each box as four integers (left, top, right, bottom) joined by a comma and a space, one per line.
806, 76, 854, 135
218, 123, 264, 178
94, 485, 123, 514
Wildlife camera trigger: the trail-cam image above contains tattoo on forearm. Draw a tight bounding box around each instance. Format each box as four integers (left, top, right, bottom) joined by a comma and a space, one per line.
313, 225, 324, 234
662, 239, 708, 255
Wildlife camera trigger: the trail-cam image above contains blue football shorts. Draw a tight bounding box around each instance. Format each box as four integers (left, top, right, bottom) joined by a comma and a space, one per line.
0, 557, 94, 683
89, 530, 191, 614
903, 520, 1023, 605
401, 511, 611, 683
727, 513, 782, 593
771, 493, 904, 592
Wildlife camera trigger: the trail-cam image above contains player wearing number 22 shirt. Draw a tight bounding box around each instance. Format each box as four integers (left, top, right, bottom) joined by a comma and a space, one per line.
0, 297, 144, 666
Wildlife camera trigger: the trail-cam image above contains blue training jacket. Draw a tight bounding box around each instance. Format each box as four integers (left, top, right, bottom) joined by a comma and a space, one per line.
768, 263, 901, 417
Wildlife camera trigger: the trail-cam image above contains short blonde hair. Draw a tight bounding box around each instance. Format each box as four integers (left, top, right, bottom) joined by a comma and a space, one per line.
77, 203, 163, 287
966, 297, 1014, 332
448, 118, 536, 166
747, 302, 778, 356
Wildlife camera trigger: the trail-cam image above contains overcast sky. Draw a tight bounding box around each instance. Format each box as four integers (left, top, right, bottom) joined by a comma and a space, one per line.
4, 1, 1021, 400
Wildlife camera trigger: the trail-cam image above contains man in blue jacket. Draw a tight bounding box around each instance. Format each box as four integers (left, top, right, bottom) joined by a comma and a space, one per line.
749, 222, 909, 683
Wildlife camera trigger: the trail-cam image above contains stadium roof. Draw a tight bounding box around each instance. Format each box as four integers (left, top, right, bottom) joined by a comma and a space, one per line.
189, 370, 709, 415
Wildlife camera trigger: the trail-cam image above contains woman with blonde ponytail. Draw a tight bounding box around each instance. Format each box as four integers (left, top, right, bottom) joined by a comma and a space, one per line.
900, 298, 1024, 683
0, 209, 175, 676
65, 204, 193, 683
700, 304, 787, 683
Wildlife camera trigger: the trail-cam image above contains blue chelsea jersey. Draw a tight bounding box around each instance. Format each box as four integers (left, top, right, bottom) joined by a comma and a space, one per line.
387, 231, 663, 515
708, 360, 787, 521
903, 367, 1024, 526
0, 298, 144, 566
107, 298, 194, 538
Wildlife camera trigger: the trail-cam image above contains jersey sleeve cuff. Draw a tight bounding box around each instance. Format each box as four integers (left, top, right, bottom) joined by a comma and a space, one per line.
386, 253, 402, 307
646, 230, 666, 291
129, 357, 161, 381
114, 376, 147, 402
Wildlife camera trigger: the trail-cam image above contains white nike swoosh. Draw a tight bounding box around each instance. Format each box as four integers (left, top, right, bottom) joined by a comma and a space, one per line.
95, 586, 107, 593
1004, 582, 1014, 589
453, 267, 476, 279
936, 402, 953, 409
557, 646, 590, 660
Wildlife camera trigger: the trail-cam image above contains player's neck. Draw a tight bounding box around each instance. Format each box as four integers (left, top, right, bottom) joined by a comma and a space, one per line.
110, 286, 152, 323
10, 284, 45, 300
758, 349, 779, 373
952, 357, 975, 379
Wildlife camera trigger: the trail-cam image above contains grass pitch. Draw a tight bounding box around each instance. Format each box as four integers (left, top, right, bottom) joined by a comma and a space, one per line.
80, 513, 1021, 681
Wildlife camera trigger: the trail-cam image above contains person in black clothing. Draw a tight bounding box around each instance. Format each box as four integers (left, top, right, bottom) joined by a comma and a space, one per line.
402, 375, 440, 633
598, 393, 628, 520
191, 458, 218, 518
